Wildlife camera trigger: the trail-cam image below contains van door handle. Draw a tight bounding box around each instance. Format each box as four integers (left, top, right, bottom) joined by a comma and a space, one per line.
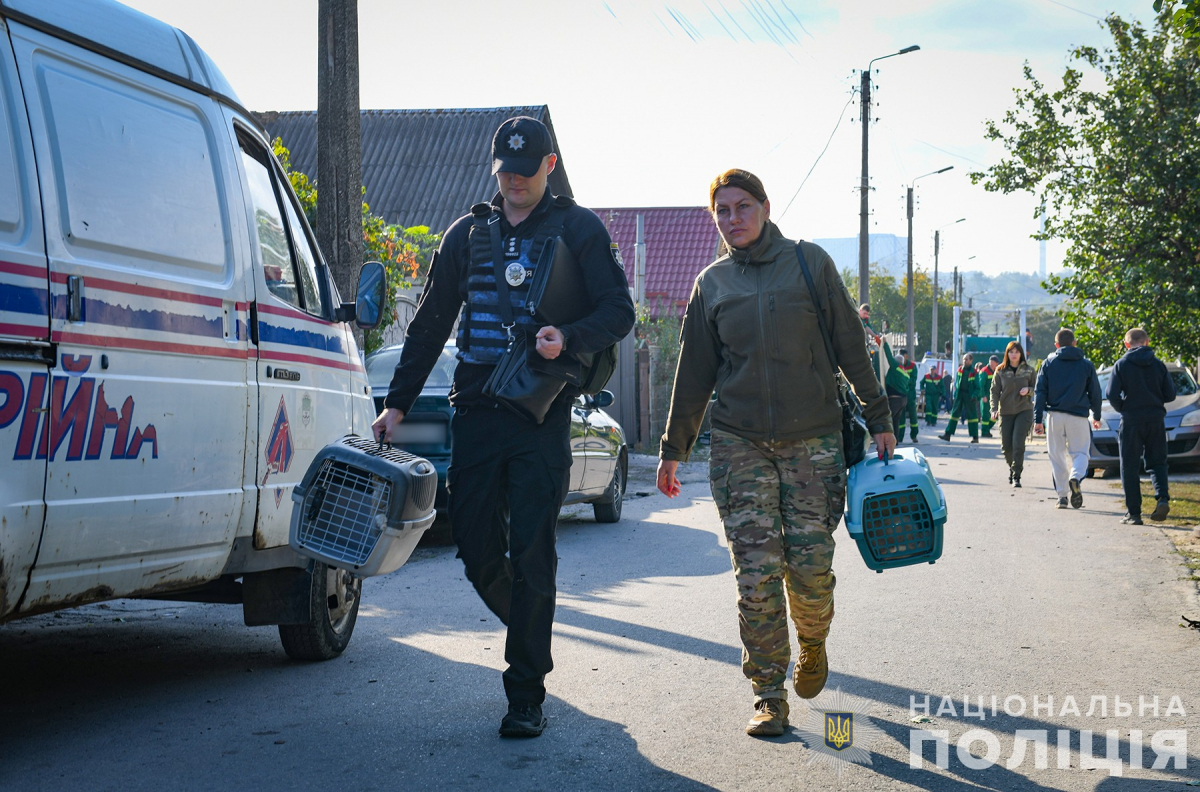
67, 276, 83, 322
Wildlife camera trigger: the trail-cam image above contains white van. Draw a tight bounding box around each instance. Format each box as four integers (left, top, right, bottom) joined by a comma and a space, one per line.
0, 0, 388, 659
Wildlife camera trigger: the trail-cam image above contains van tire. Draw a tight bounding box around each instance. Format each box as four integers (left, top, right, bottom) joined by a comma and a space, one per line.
278, 563, 361, 661
592, 455, 626, 524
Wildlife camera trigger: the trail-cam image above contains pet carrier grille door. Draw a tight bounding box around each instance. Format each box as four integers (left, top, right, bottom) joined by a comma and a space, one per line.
844, 447, 946, 572
290, 436, 437, 577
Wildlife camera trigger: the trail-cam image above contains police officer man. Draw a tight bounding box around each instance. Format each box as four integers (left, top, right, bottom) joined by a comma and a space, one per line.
372, 116, 635, 737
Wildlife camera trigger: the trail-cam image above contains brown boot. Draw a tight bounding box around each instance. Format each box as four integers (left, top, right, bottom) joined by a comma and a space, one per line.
746, 698, 789, 737
793, 641, 829, 699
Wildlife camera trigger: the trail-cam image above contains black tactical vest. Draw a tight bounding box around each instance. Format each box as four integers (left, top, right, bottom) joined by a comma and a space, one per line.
457, 199, 569, 365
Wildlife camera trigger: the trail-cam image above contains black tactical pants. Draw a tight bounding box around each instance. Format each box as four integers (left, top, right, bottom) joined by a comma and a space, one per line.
447, 400, 572, 706
1118, 417, 1169, 517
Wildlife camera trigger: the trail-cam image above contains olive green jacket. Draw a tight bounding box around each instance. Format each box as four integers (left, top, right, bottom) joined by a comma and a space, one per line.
659, 222, 892, 461
989, 362, 1037, 416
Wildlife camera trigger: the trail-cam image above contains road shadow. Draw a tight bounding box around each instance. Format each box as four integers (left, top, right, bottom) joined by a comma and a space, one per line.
0, 612, 713, 791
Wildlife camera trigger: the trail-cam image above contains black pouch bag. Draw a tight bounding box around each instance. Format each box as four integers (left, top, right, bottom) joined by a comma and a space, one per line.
480, 214, 580, 424
526, 235, 618, 395
795, 243, 869, 468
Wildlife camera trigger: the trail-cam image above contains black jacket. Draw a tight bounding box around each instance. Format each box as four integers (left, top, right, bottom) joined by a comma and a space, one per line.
1034, 345, 1102, 423
1106, 346, 1176, 421
385, 189, 635, 412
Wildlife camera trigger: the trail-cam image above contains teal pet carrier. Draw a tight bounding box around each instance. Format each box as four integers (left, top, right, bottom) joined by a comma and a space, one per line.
844, 447, 946, 572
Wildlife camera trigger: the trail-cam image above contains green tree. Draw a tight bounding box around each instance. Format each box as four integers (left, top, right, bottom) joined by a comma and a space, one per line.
273, 138, 439, 353
971, 14, 1200, 367
1155, 0, 1200, 38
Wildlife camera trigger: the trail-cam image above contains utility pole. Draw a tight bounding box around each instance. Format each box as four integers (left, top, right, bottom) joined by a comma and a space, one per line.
316, 0, 362, 299
857, 45, 920, 309
932, 217, 965, 359
905, 166, 952, 355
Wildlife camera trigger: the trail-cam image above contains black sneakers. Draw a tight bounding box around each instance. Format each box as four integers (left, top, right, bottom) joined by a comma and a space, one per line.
1057, 497, 1069, 509
1150, 499, 1171, 522
1068, 478, 1083, 509
1121, 514, 1143, 525
499, 702, 547, 738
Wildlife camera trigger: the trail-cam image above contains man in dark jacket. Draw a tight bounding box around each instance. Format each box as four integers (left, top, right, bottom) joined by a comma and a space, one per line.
1106, 328, 1176, 525
1034, 329, 1103, 509
373, 116, 634, 738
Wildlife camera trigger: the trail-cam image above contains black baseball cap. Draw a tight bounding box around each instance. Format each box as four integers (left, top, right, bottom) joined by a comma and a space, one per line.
491, 116, 553, 177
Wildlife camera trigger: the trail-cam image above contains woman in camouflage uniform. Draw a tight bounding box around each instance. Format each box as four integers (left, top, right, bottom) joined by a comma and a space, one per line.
656, 169, 895, 737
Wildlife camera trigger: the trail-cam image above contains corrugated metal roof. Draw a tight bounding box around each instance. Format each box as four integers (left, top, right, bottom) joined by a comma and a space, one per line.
593, 207, 721, 317
256, 106, 573, 235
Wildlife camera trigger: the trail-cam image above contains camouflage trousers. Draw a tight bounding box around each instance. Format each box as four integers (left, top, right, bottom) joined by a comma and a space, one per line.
709, 428, 846, 702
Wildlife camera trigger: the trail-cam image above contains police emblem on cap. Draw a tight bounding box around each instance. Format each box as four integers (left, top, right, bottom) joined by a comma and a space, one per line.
508, 134, 525, 151
609, 242, 624, 270
505, 262, 527, 287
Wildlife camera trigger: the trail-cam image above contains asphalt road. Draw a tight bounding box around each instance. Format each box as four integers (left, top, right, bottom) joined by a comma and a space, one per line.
2, 429, 1198, 791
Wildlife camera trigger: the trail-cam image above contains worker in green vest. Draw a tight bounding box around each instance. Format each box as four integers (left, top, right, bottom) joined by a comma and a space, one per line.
921, 368, 942, 426
977, 355, 1000, 438
939, 354, 980, 442
897, 347, 920, 442
874, 337, 912, 443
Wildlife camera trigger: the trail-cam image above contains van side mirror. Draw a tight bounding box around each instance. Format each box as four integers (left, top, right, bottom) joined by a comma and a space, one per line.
343, 261, 386, 328
590, 390, 615, 409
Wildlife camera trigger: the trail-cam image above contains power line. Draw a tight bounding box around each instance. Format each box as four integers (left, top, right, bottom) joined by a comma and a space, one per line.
778, 93, 857, 220
1043, 0, 1104, 21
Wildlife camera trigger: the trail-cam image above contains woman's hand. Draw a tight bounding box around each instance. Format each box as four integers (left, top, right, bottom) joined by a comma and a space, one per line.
1019, 387, 1030, 396
874, 431, 897, 460
657, 459, 681, 498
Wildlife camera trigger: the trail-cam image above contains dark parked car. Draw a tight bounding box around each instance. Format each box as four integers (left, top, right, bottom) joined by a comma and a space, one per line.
1088, 362, 1200, 474
365, 343, 628, 522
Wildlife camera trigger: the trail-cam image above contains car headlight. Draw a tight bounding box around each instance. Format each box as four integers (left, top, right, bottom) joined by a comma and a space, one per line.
1181, 409, 1200, 427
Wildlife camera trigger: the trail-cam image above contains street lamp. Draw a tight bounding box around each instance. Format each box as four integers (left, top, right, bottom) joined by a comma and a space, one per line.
858, 44, 920, 309
931, 217, 966, 357
905, 166, 953, 355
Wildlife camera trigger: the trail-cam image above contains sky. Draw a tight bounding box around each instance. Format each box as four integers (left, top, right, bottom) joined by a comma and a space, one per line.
121, 0, 1156, 279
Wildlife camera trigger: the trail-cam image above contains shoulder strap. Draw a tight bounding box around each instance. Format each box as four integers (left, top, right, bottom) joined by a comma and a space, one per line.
794, 242, 839, 375
489, 213, 515, 335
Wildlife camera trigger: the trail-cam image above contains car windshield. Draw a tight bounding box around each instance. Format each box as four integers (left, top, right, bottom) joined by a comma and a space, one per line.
1099, 368, 1198, 400
366, 345, 458, 389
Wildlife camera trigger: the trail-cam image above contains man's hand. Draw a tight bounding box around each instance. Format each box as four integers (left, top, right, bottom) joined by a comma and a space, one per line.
657, 459, 681, 498
991, 410, 999, 421
1092, 419, 1103, 429
535, 325, 564, 359
874, 431, 897, 461
372, 407, 406, 443
1034, 422, 1045, 435
1019, 387, 1030, 396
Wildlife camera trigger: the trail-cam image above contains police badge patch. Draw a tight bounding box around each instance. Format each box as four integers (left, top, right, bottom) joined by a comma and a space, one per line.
609, 242, 624, 270
505, 262, 527, 286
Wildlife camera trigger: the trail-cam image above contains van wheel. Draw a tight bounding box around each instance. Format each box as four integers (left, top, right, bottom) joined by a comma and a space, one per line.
592, 456, 626, 524
279, 563, 361, 661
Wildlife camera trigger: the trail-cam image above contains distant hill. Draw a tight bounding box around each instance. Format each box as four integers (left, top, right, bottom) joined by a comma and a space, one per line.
955, 270, 1068, 311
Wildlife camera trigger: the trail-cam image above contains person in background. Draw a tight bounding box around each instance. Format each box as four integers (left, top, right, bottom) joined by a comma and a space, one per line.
657, 169, 894, 738
922, 367, 942, 426
875, 338, 912, 444
1034, 329, 1103, 509
939, 353, 979, 443
977, 355, 1000, 438
1106, 327, 1175, 525
899, 347, 920, 443
989, 342, 1037, 487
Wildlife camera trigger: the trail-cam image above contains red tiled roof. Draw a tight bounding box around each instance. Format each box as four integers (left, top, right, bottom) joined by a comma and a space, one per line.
591, 207, 721, 317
